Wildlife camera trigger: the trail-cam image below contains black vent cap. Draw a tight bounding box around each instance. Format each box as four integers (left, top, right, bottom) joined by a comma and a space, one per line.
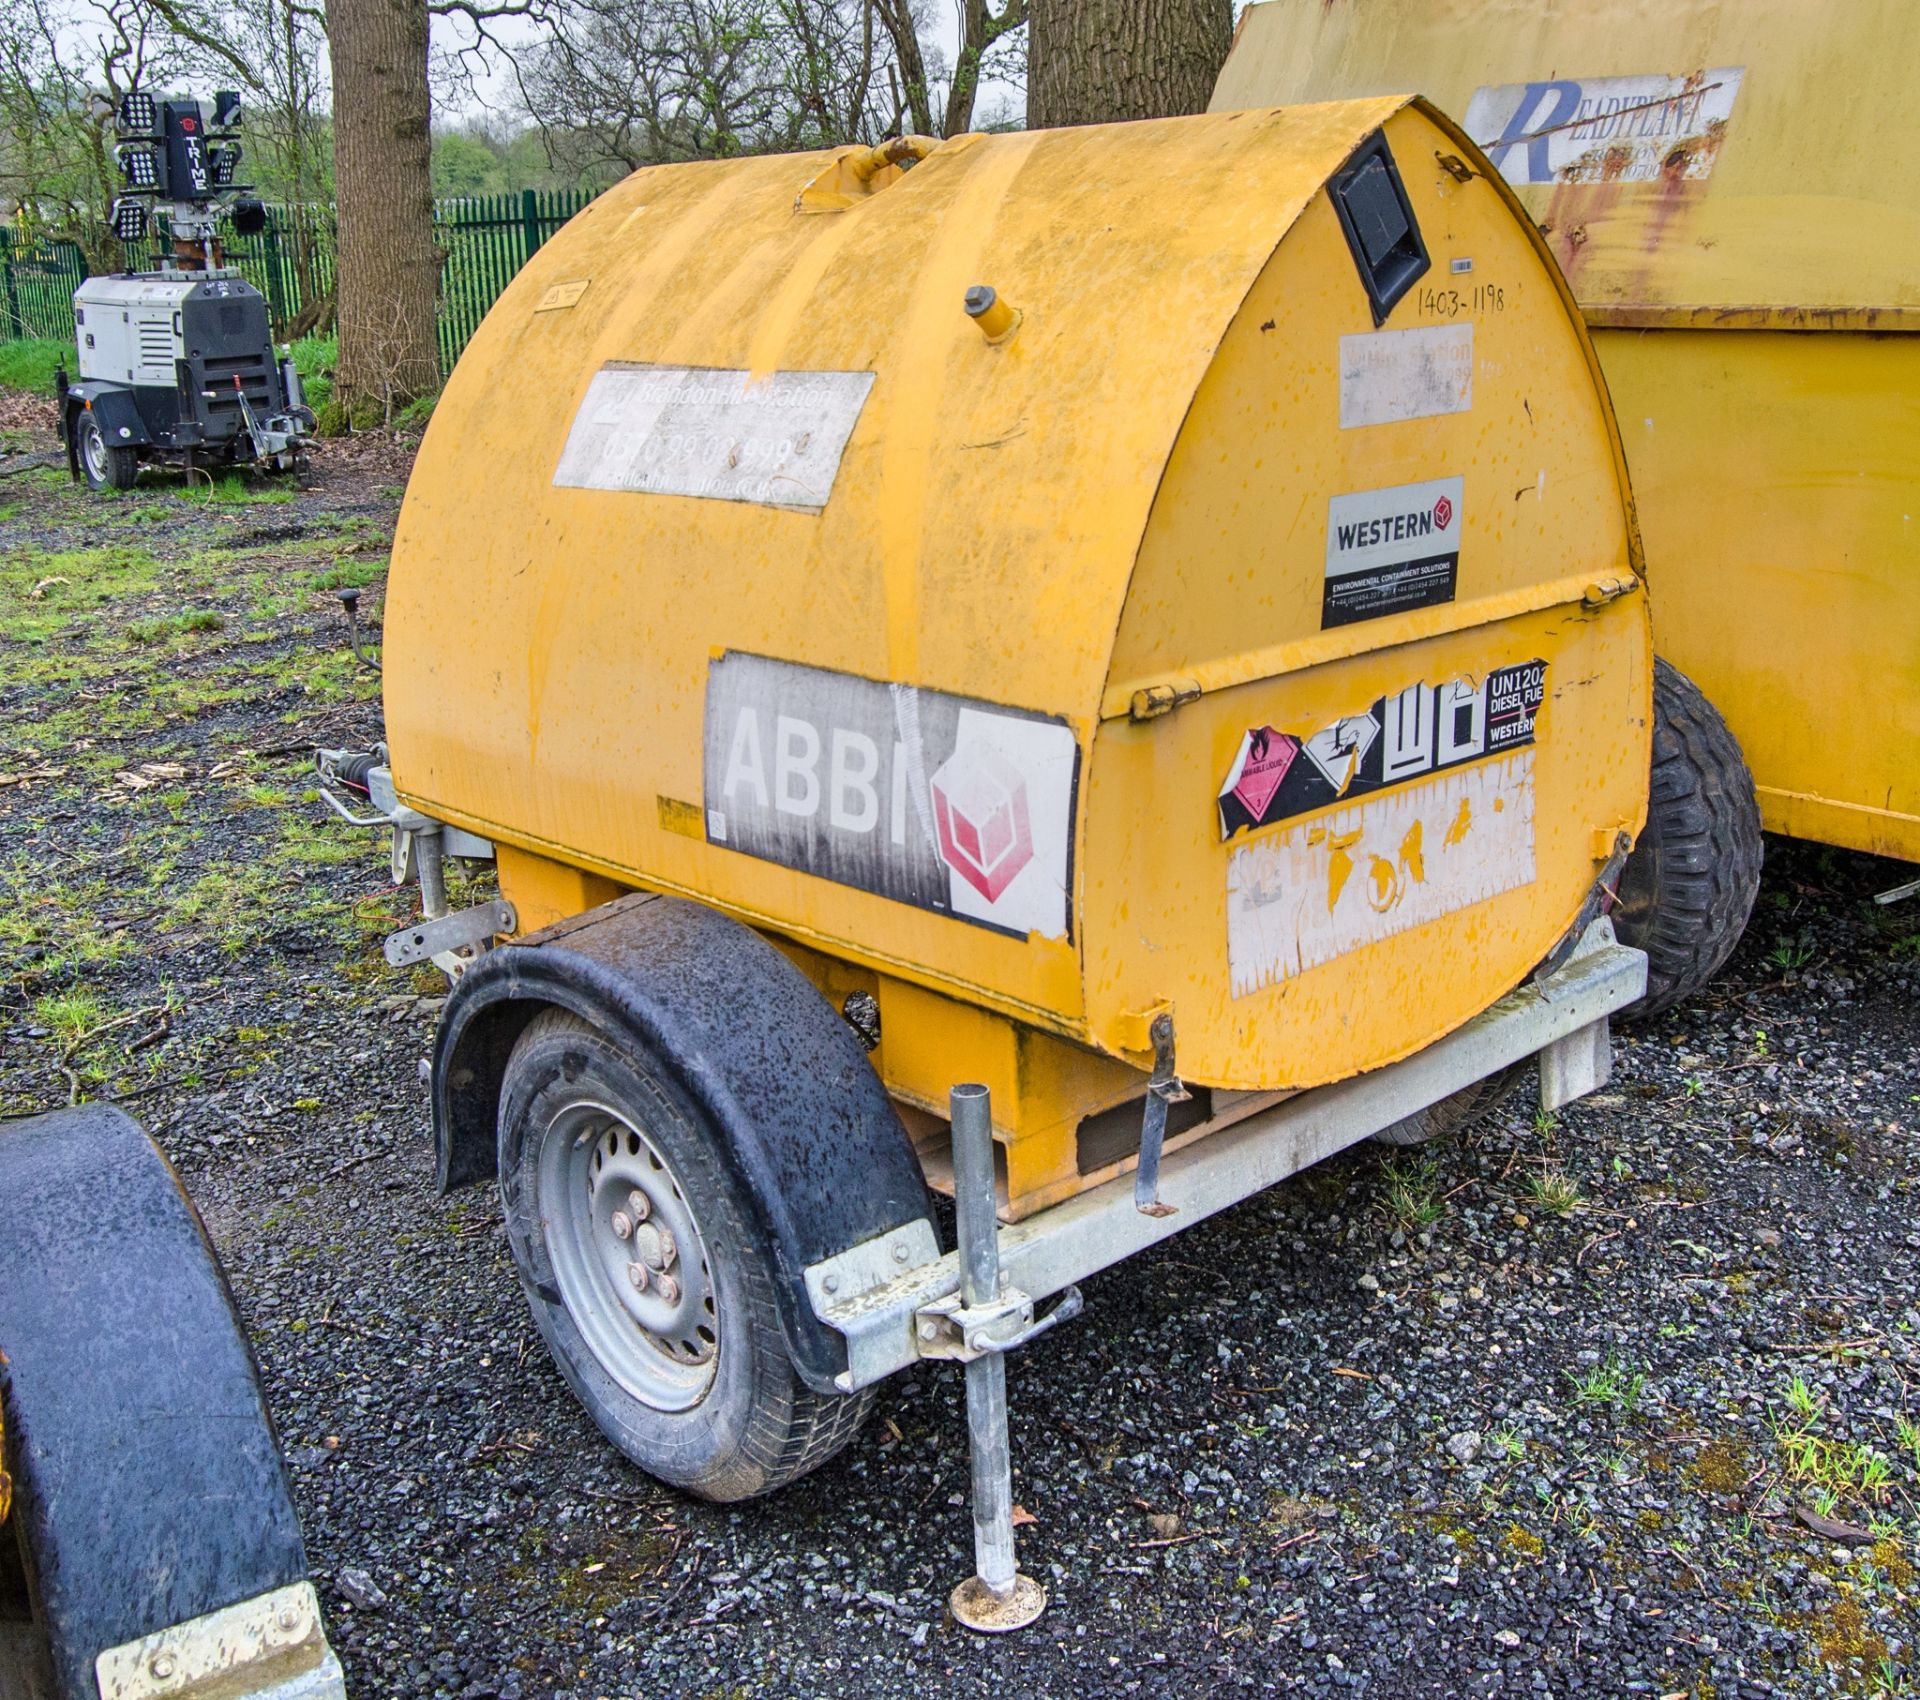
1329, 132, 1430, 327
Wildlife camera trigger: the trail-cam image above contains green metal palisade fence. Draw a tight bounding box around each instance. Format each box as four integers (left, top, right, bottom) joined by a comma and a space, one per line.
0, 187, 598, 373
0, 230, 89, 340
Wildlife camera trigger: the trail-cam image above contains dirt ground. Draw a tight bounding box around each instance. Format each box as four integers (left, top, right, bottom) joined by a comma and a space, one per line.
2, 429, 1919, 1699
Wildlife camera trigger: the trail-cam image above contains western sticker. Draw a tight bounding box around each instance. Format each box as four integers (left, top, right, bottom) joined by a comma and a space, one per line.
703, 652, 1078, 940
1339, 323, 1473, 429
1463, 68, 1744, 188
553, 363, 875, 512
1227, 749, 1538, 997
1324, 475, 1463, 629
1217, 658, 1546, 839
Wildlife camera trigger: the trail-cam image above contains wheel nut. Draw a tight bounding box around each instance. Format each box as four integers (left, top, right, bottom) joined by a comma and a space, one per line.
655, 1272, 680, 1305
611, 1210, 633, 1240
626, 1261, 649, 1291
627, 1189, 651, 1222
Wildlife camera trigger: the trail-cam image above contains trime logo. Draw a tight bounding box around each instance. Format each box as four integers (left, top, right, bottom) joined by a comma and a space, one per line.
930, 747, 1034, 903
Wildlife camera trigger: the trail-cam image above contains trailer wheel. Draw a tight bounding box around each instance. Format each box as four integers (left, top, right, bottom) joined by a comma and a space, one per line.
75, 414, 136, 492
1613, 659, 1762, 1018
1371, 1068, 1517, 1147
499, 1010, 873, 1502
0, 1106, 339, 1700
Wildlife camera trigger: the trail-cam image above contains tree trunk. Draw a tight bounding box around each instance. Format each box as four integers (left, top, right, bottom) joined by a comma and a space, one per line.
326, 0, 439, 421
1027, 0, 1230, 129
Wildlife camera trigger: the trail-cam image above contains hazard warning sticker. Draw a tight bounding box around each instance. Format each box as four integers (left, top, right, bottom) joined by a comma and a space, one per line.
1217, 657, 1547, 839
1227, 749, 1538, 997
1323, 475, 1463, 628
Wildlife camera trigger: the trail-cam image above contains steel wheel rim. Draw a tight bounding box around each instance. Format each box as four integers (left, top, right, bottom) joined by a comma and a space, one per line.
537, 1097, 718, 1412
81, 420, 108, 482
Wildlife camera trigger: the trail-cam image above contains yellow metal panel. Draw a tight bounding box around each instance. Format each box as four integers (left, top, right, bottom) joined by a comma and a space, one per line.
1213, 0, 1920, 863
1213, 0, 1920, 315
1597, 327, 1920, 859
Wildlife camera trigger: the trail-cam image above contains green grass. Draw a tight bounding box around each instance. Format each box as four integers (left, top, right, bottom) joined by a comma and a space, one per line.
126, 609, 226, 645
1381, 1152, 1444, 1233
1773, 1376, 1896, 1515
0, 338, 69, 396
1568, 1355, 1647, 1415
290, 335, 335, 415
1526, 1165, 1585, 1217
180, 473, 298, 506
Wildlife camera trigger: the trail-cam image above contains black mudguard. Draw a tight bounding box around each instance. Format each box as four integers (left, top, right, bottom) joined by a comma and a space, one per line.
433, 892, 934, 1396
68, 383, 153, 448
0, 1105, 311, 1697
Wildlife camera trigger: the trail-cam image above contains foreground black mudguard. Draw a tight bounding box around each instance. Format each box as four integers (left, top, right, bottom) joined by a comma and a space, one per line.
0, 1105, 342, 1698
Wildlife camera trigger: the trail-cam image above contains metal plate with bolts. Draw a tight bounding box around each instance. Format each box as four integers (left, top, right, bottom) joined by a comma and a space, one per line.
801, 1218, 940, 1317
811, 919, 1646, 1392
94, 1581, 346, 1700
384, 899, 517, 968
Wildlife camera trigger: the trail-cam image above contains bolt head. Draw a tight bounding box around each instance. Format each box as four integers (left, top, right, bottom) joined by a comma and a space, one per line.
822, 1273, 840, 1293
893, 1242, 911, 1263
610, 1210, 633, 1240
627, 1188, 651, 1222
626, 1261, 648, 1291
918, 1319, 938, 1341
277, 1605, 301, 1631
656, 1225, 678, 1269
655, 1272, 680, 1305
150, 1653, 176, 1679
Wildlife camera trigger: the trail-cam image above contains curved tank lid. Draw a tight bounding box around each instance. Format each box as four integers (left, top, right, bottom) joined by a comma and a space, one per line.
388, 97, 1421, 747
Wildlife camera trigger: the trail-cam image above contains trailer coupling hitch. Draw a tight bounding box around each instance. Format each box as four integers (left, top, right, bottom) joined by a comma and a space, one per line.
940, 1081, 1080, 1633
1134, 1009, 1190, 1217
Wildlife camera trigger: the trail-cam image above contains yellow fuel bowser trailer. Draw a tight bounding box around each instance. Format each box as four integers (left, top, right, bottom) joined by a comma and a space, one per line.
1214, 0, 1919, 871
318, 98, 1720, 1620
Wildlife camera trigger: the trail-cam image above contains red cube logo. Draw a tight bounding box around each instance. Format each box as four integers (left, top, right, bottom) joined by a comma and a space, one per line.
931, 748, 1034, 903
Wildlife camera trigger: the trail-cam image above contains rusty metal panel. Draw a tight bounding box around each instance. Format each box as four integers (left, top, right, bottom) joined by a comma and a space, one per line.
1213, 0, 1920, 319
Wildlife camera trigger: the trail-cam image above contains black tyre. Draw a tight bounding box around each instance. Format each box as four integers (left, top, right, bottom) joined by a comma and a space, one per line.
75, 414, 137, 492
499, 1010, 873, 1502
0, 1528, 55, 1700
0, 1106, 328, 1700
1614, 659, 1762, 1018
1372, 1067, 1518, 1148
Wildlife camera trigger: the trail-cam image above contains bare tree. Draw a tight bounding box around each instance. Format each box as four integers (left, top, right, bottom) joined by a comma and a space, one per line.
1027, 0, 1225, 128
519, 0, 1019, 186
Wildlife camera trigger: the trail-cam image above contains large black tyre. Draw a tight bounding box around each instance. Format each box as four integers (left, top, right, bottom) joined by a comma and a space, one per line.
75, 414, 137, 492
499, 1010, 873, 1502
1613, 659, 1762, 1019
0, 1106, 328, 1700
1372, 1067, 1519, 1147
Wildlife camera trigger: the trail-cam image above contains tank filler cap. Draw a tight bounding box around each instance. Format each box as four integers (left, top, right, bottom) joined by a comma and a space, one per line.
964, 285, 1021, 344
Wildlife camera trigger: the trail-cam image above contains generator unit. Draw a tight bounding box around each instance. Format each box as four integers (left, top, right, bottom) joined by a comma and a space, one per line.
60, 90, 312, 491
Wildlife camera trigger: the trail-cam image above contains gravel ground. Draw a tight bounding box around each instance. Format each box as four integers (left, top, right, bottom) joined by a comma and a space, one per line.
3, 432, 1919, 1699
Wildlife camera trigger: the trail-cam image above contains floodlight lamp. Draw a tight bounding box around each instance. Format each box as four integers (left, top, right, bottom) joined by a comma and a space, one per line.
116, 90, 157, 135
110, 198, 150, 243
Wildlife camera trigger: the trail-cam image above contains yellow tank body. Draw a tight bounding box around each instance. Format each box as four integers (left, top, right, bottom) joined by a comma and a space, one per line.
385, 99, 1649, 1215
1214, 0, 1920, 862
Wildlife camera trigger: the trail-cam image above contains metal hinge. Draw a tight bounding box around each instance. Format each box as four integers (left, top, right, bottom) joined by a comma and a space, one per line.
1128, 679, 1202, 721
